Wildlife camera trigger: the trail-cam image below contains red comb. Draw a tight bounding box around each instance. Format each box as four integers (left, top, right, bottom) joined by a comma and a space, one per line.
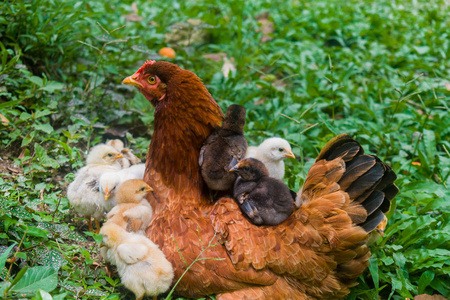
137, 60, 156, 74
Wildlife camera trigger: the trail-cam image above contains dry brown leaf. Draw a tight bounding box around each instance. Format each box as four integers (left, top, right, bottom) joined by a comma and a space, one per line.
0, 113, 9, 126
203, 53, 227, 62
414, 295, 448, 300
124, 14, 142, 22
256, 13, 274, 43
258, 19, 274, 43
7, 167, 19, 173
221, 57, 236, 78
123, 2, 142, 22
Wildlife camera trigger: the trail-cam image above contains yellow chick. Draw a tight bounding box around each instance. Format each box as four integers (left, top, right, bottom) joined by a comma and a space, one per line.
99, 164, 146, 202
105, 179, 153, 235
107, 139, 141, 168
100, 222, 174, 300
246, 137, 295, 180
67, 144, 123, 233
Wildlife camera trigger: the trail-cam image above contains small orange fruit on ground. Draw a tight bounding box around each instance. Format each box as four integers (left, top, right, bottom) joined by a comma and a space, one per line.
158, 47, 176, 58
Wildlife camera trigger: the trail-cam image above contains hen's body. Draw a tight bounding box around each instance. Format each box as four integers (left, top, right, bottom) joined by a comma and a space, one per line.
123, 61, 398, 299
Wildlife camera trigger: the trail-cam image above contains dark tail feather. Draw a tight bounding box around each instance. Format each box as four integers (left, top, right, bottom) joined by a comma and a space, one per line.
361, 210, 385, 232
361, 191, 384, 215
317, 134, 399, 233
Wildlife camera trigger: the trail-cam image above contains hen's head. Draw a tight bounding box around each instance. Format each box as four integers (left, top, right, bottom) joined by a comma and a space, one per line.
122, 60, 181, 107
230, 158, 269, 181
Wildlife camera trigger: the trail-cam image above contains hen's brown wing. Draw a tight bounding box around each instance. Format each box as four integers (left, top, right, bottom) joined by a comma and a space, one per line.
211, 134, 397, 299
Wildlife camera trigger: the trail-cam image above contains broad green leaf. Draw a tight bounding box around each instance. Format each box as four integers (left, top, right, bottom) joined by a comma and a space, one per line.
35, 289, 53, 300
368, 256, 379, 291
11, 266, 57, 293
20, 112, 33, 121
0, 244, 16, 273
28, 76, 44, 87
22, 225, 49, 238
40, 81, 64, 93
84, 288, 107, 296
33, 123, 54, 134
422, 129, 437, 162
418, 270, 435, 294
34, 109, 52, 119
35, 248, 66, 271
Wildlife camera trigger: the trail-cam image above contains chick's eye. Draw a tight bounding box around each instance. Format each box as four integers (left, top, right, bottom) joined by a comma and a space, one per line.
140, 187, 145, 191
147, 76, 157, 85
107, 153, 113, 157
278, 148, 283, 152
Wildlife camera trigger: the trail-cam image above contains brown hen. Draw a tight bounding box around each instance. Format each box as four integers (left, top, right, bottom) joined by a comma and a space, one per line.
122, 60, 398, 299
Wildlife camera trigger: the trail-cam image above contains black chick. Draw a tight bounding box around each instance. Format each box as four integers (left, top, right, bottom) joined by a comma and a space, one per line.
230, 158, 294, 226
199, 104, 247, 191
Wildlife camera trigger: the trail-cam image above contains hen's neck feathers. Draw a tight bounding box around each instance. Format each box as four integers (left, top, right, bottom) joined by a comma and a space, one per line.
147, 69, 223, 201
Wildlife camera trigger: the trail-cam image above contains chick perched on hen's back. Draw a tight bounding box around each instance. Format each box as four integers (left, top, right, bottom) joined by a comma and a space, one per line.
199, 104, 247, 191
231, 158, 294, 226
67, 144, 123, 233
246, 137, 295, 180
99, 163, 146, 202
106, 179, 153, 235
100, 222, 174, 300
107, 139, 141, 168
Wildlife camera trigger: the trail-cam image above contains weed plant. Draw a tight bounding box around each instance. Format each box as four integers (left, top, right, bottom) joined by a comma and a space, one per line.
0, 0, 449, 299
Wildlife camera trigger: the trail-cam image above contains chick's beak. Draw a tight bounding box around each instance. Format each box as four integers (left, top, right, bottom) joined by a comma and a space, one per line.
104, 187, 110, 200
122, 75, 143, 88
229, 165, 239, 172
284, 151, 295, 159
115, 153, 123, 159
144, 187, 153, 193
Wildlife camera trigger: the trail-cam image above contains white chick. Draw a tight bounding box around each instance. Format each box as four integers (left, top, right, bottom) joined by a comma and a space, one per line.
99, 163, 146, 201
107, 139, 141, 168
245, 137, 295, 180
67, 144, 123, 233
100, 222, 174, 300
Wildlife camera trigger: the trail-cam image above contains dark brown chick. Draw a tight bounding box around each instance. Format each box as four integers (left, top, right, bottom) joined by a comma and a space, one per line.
199, 104, 247, 191
230, 158, 294, 226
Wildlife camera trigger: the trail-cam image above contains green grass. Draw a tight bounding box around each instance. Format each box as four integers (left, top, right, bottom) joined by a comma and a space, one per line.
0, 0, 449, 299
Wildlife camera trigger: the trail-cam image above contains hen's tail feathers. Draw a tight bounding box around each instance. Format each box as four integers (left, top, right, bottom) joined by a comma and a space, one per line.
312, 134, 399, 233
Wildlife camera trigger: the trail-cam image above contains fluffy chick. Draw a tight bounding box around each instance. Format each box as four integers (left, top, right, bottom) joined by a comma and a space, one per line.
99, 163, 146, 201
100, 222, 174, 300
231, 158, 294, 226
107, 139, 141, 168
246, 137, 295, 180
106, 179, 153, 235
199, 104, 247, 191
67, 144, 123, 233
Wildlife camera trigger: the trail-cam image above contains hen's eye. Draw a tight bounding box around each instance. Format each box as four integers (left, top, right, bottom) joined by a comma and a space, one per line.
243, 166, 250, 171
147, 76, 157, 85
278, 148, 283, 152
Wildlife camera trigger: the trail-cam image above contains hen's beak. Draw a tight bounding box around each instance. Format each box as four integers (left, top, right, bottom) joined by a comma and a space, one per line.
104, 187, 110, 201
284, 151, 295, 159
122, 75, 143, 88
